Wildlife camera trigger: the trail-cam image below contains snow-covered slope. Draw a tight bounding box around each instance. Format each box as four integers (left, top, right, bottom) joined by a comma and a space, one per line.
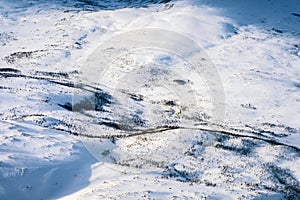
0, 0, 300, 199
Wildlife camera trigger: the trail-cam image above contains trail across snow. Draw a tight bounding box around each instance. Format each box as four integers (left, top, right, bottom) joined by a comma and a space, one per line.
0, 0, 300, 199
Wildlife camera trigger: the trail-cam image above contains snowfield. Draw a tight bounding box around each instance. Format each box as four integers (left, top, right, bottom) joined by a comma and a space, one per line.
0, 0, 300, 199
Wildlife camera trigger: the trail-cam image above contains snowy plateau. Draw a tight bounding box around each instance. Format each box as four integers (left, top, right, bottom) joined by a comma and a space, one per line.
0, 0, 300, 199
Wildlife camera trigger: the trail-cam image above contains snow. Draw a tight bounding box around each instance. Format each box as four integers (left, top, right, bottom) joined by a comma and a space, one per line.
0, 0, 300, 199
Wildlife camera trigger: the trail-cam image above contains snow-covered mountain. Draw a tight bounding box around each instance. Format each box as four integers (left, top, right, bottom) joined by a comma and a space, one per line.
0, 0, 300, 199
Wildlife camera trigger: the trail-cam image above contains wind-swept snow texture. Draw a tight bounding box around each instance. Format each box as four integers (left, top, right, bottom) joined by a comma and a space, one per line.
0, 0, 300, 199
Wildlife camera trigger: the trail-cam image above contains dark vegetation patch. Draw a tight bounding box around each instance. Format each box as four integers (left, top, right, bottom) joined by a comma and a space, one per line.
4, 51, 34, 64
34, 71, 69, 79
264, 164, 300, 200
291, 13, 300, 18
241, 103, 257, 110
